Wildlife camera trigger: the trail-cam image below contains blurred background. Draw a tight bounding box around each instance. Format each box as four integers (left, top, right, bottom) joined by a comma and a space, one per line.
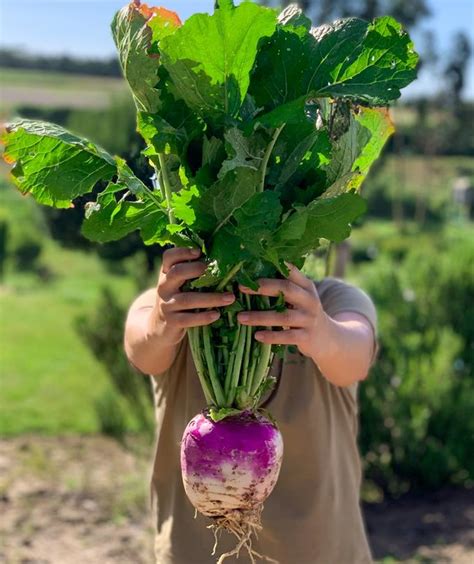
0, 1, 473, 562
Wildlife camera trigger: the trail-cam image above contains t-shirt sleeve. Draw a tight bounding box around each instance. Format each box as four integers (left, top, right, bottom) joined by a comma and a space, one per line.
316, 276, 378, 362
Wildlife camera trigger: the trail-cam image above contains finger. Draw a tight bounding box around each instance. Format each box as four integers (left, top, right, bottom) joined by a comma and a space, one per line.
161, 261, 207, 294
239, 278, 315, 310
166, 292, 235, 312
254, 328, 307, 345
162, 247, 201, 274
237, 309, 308, 327
286, 262, 318, 294
169, 310, 220, 328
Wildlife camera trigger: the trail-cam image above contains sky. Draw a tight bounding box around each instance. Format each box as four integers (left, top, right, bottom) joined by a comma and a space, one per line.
0, 0, 473, 99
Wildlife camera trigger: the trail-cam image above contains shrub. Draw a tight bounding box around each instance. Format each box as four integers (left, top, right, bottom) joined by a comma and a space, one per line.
357, 228, 474, 494
95, 389, 128, 441
13, 238, 42, 272
75, 287, 154, 436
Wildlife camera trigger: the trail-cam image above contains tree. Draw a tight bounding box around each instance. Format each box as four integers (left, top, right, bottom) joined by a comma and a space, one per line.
444, 31, 472, 107
259, 0, 430, 28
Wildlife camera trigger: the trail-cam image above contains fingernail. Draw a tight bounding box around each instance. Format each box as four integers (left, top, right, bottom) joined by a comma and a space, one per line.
255, 332, 263, 341
223, 294, 235, 303
190, 248, 200, 256
211, 311, 220, 320
239, 313, 249, 321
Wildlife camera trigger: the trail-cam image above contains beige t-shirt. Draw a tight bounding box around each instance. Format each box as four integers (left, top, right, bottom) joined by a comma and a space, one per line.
149, 277, 377, 564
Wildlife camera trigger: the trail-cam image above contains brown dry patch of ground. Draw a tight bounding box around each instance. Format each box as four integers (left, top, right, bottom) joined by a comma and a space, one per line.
0, 435, 473, 564
365, 487, 474, 563
0, 436, 154, 564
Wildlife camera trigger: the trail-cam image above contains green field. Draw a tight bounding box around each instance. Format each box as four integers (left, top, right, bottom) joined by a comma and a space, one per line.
0, 181, 139, 435
1, 67, 125, 90
1, 67, 128, 111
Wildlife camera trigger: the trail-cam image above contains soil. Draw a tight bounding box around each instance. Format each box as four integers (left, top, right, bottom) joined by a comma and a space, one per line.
0, 436, 473, 564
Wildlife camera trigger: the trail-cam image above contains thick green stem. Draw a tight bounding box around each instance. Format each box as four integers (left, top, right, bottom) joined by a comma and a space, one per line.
226, 323, 247, 406
222, 336, 229, 366
224, 324, 241, 397
246, 343, 259, 396
202, 326, 226, 406
240, 325, 253, 389
258, 124, 285, 193
187, 327, 215, 405
158, 153, 176, 224
216, 261, 244, 292
250, 343, 273, 396
240, 294, 253, 389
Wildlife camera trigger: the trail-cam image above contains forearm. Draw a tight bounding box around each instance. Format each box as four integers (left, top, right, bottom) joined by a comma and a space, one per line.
124, 306, 181, 376
309, 312, 374, 387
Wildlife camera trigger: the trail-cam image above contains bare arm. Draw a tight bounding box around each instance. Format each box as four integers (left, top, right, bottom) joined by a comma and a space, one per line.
238, 263, 376, 387
124, 247, 235, 375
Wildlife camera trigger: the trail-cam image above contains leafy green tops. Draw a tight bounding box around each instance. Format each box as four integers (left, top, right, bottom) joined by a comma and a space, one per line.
2, 0, 418, 288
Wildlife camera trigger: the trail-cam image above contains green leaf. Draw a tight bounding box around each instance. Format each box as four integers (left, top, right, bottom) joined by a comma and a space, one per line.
80, 156, 169, 244
191, 167, 261, 233
324, 111, 372, 192
316, 17, 419, 103
277, 4, 312, 33
323, 105, 395, 196
269, 192, 367, 263
81, 191, 167, 244
171, 184, 199, 225
137, 111, 187, 155
232, 190, 283, 246
208, 406, 243, 422
250, 26, 317, 110
215, 0, 235, 10
271, 125, 329, 189
206, 192, 282, 279
111, 2, 181, 112
115, 157, 152, 197
191, 259, 222, 289
247, 96, 308, 129
136, 68, 204, 158
202, 135, 225, 168
3, 119, 116, 208
230, 191, 282, 256
217, 127, 268, 179
159, 2, 277, 119
250, 16, 418, 117
349, 106, 395, 189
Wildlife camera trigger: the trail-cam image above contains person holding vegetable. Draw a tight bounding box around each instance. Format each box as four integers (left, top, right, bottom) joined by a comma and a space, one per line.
124, 246, 378, 564
1, 0, 417, 561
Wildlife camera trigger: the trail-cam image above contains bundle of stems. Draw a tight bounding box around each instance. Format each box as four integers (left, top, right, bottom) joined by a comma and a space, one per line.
187, 290, 274, 411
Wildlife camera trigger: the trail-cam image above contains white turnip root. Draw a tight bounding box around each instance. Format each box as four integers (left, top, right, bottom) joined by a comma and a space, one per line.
181, 410, 283, 563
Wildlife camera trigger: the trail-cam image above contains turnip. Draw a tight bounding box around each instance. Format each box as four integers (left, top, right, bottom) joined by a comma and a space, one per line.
2, 1, 418, 561
181, 411, 283, 562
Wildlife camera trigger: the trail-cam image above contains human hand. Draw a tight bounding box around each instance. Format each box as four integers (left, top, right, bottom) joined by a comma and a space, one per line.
149, 247, 236, 346
237, 263, 327, 359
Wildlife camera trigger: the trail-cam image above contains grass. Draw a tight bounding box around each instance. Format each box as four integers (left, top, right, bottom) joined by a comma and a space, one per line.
0, 244, 137, 435
0, 181, 139, 436
0, 67, 126, 91
1, 67, 127, 112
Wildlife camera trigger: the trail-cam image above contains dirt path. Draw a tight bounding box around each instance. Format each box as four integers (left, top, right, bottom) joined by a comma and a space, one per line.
0, 436, 472, 564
